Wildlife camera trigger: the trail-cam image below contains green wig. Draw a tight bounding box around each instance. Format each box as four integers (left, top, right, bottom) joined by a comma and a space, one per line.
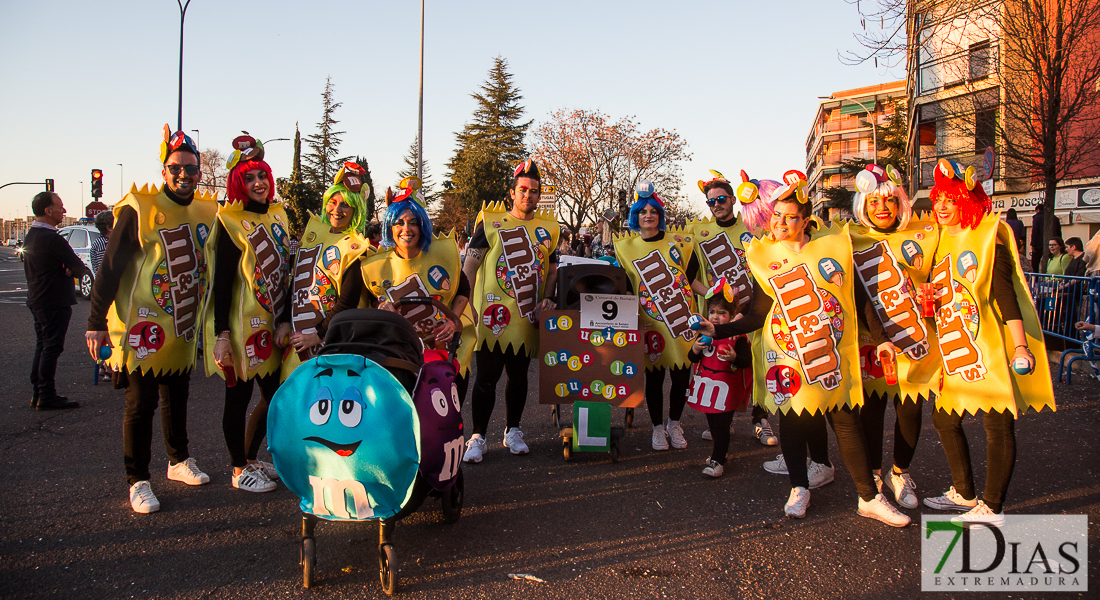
322, 183, 367, 234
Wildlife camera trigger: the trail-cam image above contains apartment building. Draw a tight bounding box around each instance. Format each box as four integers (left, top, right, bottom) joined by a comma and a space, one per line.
805, 81, 907, 216
906, 0, 1100, 245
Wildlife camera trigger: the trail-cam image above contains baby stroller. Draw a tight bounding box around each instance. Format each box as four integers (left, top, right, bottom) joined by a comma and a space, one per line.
267, 299, 465, 594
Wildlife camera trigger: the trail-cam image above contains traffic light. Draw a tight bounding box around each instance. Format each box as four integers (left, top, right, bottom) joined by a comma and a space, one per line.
45, 179, 54, 192
91, 169, 103, 198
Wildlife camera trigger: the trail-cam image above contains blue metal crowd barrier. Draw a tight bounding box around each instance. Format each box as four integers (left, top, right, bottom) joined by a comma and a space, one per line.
1023, 273, 1100, 384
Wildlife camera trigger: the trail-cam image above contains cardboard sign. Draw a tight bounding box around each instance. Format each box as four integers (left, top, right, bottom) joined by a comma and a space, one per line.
579, 293, 638, 331
539, 309, 643, 408
572, 401, 611, 451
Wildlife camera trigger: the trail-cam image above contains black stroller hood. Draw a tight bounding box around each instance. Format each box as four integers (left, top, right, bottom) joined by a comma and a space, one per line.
321, 309, 424, 392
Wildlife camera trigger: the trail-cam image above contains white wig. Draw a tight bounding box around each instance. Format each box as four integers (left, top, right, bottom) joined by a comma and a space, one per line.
853, 179, 912, 231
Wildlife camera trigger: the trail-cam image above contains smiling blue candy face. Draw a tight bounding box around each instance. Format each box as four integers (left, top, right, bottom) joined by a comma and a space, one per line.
268, 354, 420, 520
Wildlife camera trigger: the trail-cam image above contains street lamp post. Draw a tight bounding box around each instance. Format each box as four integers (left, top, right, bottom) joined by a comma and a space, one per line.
117, 163, 123, 198
263, 138, 290, 145
176, 0, 192, 132
417, 0, 425, 179
191, 129, 200, 152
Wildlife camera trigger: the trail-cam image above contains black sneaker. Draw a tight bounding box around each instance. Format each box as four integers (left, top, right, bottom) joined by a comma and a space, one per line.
36, 396, 79, 410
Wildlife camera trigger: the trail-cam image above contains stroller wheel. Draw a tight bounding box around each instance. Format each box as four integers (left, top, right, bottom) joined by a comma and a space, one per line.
624, 407, 634, 428
301, 538, 316, 588
563, 437, 573, 461
379, 543, 398, 595
610, 442, 620, 463
551, 404, 560, 427
441, 470, 464, 524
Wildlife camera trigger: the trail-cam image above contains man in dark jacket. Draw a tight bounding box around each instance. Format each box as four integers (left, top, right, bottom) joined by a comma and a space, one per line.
23, 191, 89, 410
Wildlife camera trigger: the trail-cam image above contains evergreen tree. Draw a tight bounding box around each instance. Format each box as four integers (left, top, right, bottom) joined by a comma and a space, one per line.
352, 155, 377, 223
396, 139, 436, 209
446, 56, 531, 215
303, 77, 350, 189
277, 123, 324, 235
875, 99, 909, 187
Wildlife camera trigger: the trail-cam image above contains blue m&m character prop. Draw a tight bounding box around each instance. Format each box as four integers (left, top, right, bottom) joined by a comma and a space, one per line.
688, 315, 703, 330
98, 345, 113, 360
1012, 356, 1033, 375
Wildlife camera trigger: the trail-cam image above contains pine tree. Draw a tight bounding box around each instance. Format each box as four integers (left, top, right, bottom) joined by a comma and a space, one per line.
396, 139, 436, 209
277, 123, 323, 235
446, 56, 531, 215
303, 77, 350, 189
875, 99, 909, 187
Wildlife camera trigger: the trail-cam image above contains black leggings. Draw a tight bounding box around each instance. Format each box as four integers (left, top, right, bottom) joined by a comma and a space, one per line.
471, 347, 531, 436
752, 404, 767, 425
932, 407, 1016, 513
644, 366, 691, 426
778, 410, 831, 489
706, 411, 735, 464
123, 369, 191, 485
223, 372, 280, 468
860, 393, 925, 471
826, 405, 879, 502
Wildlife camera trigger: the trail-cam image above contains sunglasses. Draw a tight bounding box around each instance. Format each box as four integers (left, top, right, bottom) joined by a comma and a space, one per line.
165, 164, 200, 176
705, 195, 730, 207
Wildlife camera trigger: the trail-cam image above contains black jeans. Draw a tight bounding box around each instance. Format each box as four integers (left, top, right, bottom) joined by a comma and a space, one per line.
706, 411, 735, 464
752, 404, 767, 425
933, 407, 1016, 513
470, 347, 531, 436
123, 369, 191, 485
778, 410, 831, 489
30, 306, 72, 400
644, 366, 691, 426
860, 393, 925, 471
223, 372, 280, 468
826, 405, 879, 502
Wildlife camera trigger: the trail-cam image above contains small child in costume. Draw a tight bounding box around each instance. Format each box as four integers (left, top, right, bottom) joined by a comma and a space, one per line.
687, 278, 753, 478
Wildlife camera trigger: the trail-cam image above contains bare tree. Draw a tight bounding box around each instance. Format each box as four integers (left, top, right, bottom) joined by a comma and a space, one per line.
198, 148, 227, 196
849, 0, 1100, 250
530, 109, 692, 234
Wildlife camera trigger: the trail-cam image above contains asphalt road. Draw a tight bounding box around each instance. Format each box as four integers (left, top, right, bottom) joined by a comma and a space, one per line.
0, 245, 1096, 599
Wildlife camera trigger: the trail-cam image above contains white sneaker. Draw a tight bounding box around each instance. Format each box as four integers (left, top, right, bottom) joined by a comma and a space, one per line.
167, 457, 210, 485
666, 421, 687, 449
701, 429, 713, 441
923, 486, 978, 512
253, 460, 280, 481
651, 424, 669, 451
503, 427, 529, 455
886, 470, 918, 509
463, 434, 487, 463
808, 461, 835, 489
763, 454, 788, 474
951, 501, 1006, 528
129, 480, 160, 514
233, 464, 276, 493
754, 419, 779, 446
785, 486, 810, 518
702, 458, 724, 478
858, 493, 911, 527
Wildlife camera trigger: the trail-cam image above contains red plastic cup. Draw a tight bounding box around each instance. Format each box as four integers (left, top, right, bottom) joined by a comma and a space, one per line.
222, 365, 237, 387
919, 283, 935, 318
880, 350, 898, 385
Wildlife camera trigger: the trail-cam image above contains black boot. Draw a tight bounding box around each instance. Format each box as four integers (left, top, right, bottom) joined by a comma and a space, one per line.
36, 395, 79, 411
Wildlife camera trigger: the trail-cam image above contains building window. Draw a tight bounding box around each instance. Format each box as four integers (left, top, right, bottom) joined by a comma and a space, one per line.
969, 41, 991, 81
975, 109, 996, 153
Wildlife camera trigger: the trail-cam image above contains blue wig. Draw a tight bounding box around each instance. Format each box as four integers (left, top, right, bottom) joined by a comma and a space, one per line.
381, 199, 433, 253
627, 197, 667, 232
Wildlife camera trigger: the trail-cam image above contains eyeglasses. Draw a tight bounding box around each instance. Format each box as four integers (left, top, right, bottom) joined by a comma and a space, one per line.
705, 195, 730, 207
165, 164, 200, 176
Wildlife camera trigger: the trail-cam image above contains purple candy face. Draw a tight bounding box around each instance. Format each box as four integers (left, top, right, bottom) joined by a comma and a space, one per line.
411, 360, 464, 490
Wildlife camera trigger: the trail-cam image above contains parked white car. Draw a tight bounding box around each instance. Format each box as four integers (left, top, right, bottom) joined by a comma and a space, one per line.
57, 224, 104, 299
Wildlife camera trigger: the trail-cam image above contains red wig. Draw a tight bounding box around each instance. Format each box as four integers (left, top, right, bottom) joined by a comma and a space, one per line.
929, 163, 991, 230
226, 159, 275, 203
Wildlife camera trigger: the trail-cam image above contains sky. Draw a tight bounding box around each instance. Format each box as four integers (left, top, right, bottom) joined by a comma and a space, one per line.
0, 0, 904, 221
